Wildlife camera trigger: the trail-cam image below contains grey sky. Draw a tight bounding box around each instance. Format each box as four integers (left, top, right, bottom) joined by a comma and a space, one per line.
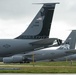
0, 0, 76, 39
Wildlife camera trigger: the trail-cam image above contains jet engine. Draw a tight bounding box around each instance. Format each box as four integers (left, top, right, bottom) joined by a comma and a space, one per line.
3, 55, 31, 63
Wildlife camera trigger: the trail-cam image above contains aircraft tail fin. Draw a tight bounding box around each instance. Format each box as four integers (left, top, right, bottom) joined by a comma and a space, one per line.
64, 30, 76, 49
15, 3, 59, 39
59, 30, 76, 50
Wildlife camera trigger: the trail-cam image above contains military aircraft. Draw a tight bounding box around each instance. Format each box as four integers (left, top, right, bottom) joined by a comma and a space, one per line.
53, 54, 76, 61
3, 30, 76, 63
0, 3, 62, 62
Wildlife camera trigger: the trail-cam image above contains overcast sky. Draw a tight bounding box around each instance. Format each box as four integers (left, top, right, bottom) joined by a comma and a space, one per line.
0, 0, 76, 40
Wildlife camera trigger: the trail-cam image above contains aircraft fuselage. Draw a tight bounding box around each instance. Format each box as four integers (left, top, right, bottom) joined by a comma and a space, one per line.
0, 39, 38, 57
26, 49, 76, 61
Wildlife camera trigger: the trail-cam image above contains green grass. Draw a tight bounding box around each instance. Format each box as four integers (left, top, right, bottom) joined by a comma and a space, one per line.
0, 61, 76, 73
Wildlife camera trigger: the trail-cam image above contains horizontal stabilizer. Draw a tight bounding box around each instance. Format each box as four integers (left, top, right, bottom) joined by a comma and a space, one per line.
30, 38, 62, 48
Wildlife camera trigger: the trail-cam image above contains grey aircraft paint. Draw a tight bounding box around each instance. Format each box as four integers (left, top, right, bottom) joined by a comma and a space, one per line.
0, 3, 60, 62
53, 54, 76, 61
3, 30, 76, 63
16, 3, 59, 39
24, 30, 76, 62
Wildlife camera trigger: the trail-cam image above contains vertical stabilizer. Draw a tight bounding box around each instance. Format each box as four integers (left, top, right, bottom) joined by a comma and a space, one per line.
58, 30, 76, 50
16, 3, 59, 39
64, 30, 76, 49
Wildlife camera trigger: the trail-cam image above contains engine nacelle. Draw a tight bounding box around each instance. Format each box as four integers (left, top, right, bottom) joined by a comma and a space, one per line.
3, 55, 28, 63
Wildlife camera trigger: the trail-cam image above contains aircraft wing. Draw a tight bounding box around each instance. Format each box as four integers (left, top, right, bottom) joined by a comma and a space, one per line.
30, 38, 62, 48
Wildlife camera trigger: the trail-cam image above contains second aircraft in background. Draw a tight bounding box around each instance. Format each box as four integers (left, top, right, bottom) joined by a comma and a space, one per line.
3, 30, 76, 63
